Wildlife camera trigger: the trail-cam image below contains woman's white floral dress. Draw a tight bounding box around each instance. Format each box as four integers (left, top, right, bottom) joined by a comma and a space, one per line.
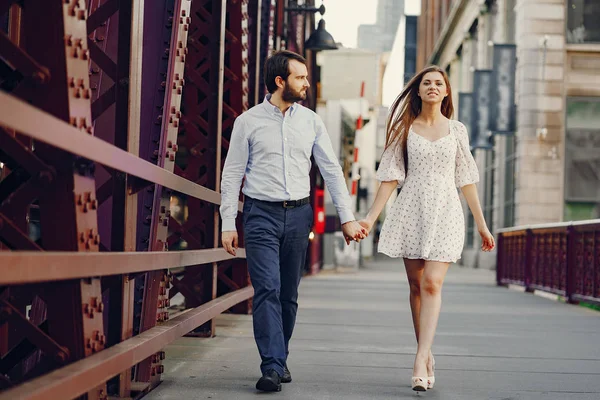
375, 120, 479, 263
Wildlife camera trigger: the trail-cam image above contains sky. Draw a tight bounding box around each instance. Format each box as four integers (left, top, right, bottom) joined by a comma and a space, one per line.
316, 0, 376, 49
317, 0, 421, 49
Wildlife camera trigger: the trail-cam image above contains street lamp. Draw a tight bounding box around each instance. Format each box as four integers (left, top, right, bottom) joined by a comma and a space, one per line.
285, 1, 338, 51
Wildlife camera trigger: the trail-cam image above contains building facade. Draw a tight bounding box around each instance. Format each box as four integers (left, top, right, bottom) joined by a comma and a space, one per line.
358, 0, 405, 52
417, 0, 600, 268
316, 48, 383, 268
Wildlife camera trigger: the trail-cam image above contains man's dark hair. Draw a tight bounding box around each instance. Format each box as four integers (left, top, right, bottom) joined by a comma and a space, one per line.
264, 50, 307, 94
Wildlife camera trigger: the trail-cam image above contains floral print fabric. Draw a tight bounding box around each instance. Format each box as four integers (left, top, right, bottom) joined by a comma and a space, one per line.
375, 120, 479, 263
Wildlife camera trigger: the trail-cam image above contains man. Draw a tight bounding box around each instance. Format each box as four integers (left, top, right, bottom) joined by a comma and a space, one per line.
220, 50, 367, 392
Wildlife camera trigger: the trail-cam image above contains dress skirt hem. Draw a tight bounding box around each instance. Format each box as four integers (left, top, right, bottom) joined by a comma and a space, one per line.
377, 249, 460, 264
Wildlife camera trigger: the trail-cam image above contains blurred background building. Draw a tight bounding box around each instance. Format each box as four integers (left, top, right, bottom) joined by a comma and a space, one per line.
417, 0, 600, 268
358, 0, 406, 52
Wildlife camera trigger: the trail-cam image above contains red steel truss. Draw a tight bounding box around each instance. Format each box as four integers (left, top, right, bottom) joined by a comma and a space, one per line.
0, 0, 315, 398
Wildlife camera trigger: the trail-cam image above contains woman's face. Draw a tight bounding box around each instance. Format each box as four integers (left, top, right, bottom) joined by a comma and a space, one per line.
418, 71, 448, 105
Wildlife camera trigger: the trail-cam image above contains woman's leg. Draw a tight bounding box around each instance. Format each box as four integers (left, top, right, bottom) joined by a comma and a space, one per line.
404, 259, 435, 376
412, 261, 450, 378
404, 258, 424, 342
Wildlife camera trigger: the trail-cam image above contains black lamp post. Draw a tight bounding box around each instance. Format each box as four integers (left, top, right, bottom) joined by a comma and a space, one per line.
285, 0, 338, 51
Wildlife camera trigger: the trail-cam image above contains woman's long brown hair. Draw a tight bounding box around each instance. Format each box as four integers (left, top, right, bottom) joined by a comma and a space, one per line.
385, 66, 454, 171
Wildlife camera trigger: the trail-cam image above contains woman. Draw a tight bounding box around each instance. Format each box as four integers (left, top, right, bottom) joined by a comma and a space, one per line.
358, 66, 495, 392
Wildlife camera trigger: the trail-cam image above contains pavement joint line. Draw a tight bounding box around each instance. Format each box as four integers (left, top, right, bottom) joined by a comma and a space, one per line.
160, 360, 600, 375
162, 344, 600, 362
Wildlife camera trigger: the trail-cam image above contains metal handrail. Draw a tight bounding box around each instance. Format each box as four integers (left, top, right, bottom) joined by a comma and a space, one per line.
0, 286, 254, 400
497, 219, 600, 304
0, 91, 243, 212
0, 249, 247, 285
496, 219, 600, 233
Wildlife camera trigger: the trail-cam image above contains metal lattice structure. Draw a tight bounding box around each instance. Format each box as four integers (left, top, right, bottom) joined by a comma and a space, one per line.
0, 0, 317, 398
0, 0, 316, 399
497, 220, 600, 304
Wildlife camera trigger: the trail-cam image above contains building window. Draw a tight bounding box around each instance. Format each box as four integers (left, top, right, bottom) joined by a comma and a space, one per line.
567, 0, 600, 44
503, 136, 516, 227
483, 149, 495, 231
506, 0, 516, 44
564, 98, 600, 220
466, 213, 475, 248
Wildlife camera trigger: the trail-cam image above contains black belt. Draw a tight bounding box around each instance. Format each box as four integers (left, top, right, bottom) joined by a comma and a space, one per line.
253, 196, 310, 209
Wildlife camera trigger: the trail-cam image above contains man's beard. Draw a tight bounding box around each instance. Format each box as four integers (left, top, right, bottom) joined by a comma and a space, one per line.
282, 83, 307, 103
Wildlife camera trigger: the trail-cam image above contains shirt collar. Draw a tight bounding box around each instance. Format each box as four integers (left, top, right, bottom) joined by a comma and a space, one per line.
263, 94, 297, 117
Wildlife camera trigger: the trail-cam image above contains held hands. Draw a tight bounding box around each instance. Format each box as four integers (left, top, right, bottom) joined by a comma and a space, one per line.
342, 221, 369, 245
357, 218, 374, 234
479, 227, 495, 252
222, 231, 239, 256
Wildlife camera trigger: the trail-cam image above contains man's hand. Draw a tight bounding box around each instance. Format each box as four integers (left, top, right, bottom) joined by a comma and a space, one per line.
341, 221, 368, 245
222, 231, 239, 256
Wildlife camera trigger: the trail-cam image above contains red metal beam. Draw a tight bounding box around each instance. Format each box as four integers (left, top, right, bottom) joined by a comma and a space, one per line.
0, 30, 49, 83
0, 286, 254, 400
0, 248, 247, 285
0, 91, 237, 209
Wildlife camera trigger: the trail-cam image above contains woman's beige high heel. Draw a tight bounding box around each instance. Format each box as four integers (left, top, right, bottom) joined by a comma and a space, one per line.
411, 376, 427, 392
427, 356, 436, 389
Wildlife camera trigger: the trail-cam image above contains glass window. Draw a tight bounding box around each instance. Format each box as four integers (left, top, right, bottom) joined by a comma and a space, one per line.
466, 213, 475, 248
483, 149, 495, 231
506, 0, 516, 44
503, 136, 516, 228
405, 16, 417, 44
567, 0, 600, 44
564, 98, 600, 220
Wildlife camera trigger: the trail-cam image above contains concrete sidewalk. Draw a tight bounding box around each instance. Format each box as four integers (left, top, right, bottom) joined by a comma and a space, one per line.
146, 256, 600, 399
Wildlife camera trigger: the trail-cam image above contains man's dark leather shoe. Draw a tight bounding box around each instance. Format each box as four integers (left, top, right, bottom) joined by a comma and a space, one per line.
256, 369, 281, 392
282, 365, 292, 383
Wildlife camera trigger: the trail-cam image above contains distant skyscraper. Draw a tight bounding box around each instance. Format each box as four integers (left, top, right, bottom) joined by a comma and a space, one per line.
357, 0, 404, 52
357, 25, 381, 51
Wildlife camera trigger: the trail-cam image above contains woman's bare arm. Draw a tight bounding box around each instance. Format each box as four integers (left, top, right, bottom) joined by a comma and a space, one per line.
363, 181, 398, 228
460, 184, 487, 230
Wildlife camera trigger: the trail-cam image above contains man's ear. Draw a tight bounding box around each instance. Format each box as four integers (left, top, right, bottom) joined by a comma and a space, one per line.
275, 76, 285, 89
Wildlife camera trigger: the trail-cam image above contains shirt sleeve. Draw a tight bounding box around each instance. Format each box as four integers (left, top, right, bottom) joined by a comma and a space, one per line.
454, 121, 480, 188
375, 137, 406, 188
219, 116, 249, 231
312, 114, 355, 225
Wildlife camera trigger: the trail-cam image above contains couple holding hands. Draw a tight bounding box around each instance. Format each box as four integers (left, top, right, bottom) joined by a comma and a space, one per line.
220, 50, 494, 393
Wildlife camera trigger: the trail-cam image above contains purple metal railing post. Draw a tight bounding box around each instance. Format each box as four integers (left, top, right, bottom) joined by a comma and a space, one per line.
496, 233, 504, 286
525, 229, 533, 292
566, 224, 576, 303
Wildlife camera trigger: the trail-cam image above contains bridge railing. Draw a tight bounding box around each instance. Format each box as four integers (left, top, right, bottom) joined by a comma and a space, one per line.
0, 0, 255, 397
496, 219, 600, 304
0, 90, 253, 400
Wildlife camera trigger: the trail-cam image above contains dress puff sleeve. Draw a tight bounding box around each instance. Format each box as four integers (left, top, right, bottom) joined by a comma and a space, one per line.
454, 121, 480, 188
376, 138, 406, 188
